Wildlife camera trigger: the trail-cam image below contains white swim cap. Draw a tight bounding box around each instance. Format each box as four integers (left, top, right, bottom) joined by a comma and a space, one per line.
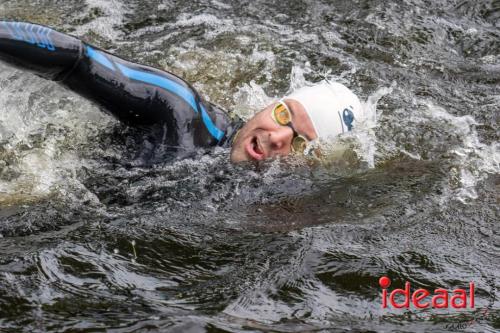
286, 81, 363, 141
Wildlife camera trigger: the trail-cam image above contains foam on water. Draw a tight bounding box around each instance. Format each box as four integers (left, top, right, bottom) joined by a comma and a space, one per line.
73, 0, 129, 41
378, 95, 499, 204
162, 42, 278, 112
0, 64, 113, 206
173, 13, 231, 29
425, 103, 500, 203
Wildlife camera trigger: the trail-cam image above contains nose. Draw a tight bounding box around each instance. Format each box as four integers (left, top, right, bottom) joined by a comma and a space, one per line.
268, 127, 293, 154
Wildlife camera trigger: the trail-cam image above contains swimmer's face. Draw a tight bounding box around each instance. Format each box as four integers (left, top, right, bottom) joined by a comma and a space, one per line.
230, 99, 317, 163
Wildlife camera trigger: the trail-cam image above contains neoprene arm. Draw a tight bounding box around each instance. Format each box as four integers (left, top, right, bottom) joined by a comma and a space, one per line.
0, 21, 239, 148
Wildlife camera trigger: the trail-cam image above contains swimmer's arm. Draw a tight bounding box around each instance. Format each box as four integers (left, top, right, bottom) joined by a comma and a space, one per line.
0, 21, 229, 145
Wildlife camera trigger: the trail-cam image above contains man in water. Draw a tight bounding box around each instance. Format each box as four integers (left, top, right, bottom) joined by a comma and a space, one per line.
0, 21, 363, 163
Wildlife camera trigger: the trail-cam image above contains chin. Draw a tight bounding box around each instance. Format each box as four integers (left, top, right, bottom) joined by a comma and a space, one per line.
230, 129, 252, 163
229, 151, 242, 163
230, 145, 248, 163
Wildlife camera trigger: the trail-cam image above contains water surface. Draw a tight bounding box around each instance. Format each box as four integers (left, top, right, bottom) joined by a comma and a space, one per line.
0, 0, 499, 332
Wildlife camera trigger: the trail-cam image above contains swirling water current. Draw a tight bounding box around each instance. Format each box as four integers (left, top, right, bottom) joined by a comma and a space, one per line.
0, 0, 499, 332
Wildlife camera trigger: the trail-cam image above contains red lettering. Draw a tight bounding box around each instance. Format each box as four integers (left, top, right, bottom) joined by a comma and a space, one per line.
451, 289, 467, 308
381, 280, 475, 310
432, 288, 449, 308
390, 282, 410, 308
470, 282, 475, 308
412, 289, 430, 308
382, 289, 387, 308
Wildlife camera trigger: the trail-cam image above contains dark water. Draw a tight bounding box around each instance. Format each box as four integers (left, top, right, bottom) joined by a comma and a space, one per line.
0, 0, 499, 332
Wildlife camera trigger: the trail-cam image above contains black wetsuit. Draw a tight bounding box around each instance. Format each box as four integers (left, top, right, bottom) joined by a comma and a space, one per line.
0, 21, 242, 151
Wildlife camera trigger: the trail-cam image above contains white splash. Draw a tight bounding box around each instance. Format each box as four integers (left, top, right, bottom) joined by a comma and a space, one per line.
73, 0, 129, 40
384, 98, 500, 204
424, 103, 500, 203
0, 65, 112, 206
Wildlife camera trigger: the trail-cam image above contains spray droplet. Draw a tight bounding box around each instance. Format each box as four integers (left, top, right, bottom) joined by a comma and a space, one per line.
113, 248, 119, 254
131, 240, 138, 259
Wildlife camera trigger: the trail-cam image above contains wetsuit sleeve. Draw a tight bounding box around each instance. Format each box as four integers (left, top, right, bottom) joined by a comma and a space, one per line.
0, 21, 235, 148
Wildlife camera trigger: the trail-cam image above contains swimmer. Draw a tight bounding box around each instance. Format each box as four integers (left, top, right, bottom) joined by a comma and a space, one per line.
0, 21, 363, 163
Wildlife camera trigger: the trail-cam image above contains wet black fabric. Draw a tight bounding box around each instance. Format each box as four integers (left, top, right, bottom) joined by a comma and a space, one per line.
0, 21, 242, 149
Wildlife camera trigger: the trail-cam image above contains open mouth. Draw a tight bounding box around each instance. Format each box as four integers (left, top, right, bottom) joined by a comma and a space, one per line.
246, 136, 265, 161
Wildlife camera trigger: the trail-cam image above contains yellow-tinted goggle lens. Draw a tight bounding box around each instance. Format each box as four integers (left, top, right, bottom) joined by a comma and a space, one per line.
272, 102, 292, 126
291, 135, 308, 153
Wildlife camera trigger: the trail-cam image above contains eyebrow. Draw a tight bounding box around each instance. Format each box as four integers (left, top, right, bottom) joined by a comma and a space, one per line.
286, 101, 296, 117
283, 100, 313, 141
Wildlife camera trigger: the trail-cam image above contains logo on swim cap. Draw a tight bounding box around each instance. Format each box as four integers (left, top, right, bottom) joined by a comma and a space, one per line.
286, 81, 363, 140
342, 106, 355, 131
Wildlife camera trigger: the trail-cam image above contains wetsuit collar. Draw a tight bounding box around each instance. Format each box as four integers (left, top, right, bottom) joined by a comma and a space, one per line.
219, 118, 245, 148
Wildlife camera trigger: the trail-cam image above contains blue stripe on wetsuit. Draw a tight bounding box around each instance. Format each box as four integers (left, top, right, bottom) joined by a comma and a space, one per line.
199, 104, 224, 141
3, 22, 55, 51
86, 46, 115, 71
85, 46, 224, 141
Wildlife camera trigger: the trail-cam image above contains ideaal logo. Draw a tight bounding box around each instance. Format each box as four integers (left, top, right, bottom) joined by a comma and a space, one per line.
378, 276, 495, 330
379, 276, 475, 309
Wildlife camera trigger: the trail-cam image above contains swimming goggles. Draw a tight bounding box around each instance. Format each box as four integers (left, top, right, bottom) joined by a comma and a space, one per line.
271, 100, 309, 154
